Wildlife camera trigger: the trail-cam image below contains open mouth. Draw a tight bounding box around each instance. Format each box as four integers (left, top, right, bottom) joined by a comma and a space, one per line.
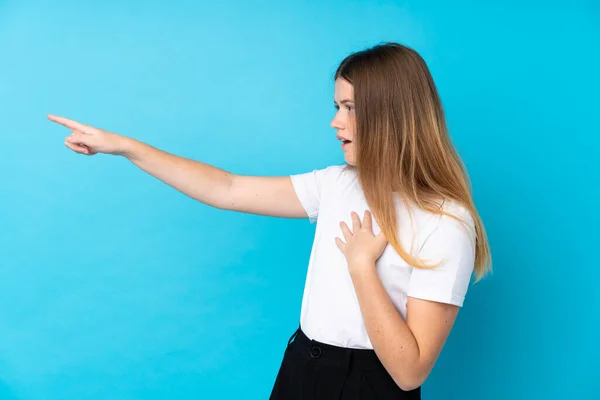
337, 134, 353, 146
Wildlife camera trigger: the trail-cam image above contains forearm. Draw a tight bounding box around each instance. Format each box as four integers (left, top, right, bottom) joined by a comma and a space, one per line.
350, 267, 425, 391
120, 137, 234, 209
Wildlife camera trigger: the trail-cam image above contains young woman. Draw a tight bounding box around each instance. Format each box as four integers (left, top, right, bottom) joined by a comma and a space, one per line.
48, 42, 491, 399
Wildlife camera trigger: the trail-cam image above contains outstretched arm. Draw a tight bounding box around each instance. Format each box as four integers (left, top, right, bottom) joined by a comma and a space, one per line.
48, 114, 308, 218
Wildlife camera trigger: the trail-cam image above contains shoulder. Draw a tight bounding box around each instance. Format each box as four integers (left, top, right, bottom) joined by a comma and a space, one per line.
409, 199, 477, 263
439, 200, 474, 230
321, 163, 352, 180
291, 163, 352, 185
420, 199, 475, 239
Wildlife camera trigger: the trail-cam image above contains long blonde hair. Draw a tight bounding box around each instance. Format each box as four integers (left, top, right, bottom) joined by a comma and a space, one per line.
335, 42, 491, 281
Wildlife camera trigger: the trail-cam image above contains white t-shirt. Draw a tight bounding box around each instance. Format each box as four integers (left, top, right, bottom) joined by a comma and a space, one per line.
290, 164, 476, 349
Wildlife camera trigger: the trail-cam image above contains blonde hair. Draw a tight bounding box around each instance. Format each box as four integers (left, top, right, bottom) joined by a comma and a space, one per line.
335, 42, 491, 281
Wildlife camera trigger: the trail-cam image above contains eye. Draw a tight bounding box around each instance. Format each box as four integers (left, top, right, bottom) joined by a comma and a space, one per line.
346, 105, 354, 112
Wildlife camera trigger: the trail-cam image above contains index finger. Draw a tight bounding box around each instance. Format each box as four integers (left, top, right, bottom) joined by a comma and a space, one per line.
362, 210, 373, 229
47, 114, 90, 132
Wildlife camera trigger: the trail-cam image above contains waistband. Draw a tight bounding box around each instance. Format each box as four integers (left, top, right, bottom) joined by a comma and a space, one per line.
287, 326, 386, 371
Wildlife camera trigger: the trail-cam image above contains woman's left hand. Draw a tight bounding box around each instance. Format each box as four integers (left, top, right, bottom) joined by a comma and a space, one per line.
335, 210, 388, 274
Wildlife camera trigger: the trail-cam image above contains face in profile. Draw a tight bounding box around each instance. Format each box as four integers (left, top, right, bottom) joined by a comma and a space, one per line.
331, 78, 357, 165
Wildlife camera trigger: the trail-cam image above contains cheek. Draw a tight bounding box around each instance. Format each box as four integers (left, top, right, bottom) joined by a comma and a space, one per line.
348, 117, 356, 132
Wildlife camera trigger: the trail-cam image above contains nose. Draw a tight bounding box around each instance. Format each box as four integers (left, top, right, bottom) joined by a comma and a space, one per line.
330, 112, 344, 130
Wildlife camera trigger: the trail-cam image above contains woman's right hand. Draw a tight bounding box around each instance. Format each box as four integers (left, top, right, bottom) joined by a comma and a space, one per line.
48, 114, 129, 156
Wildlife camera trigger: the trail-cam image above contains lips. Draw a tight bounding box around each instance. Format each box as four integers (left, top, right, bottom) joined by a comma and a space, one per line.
336, 134, 352, 144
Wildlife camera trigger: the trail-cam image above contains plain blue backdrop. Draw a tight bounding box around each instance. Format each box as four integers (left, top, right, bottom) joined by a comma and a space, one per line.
1, 0, 598, 399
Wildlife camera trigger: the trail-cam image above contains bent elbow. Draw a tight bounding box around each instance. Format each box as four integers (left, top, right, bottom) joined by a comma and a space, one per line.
393, 372, 427, 392
397, 380, 422, 392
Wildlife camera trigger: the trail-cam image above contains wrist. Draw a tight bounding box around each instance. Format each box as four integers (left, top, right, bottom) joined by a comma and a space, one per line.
348, 260, 378, 277
117, 136, 138, 159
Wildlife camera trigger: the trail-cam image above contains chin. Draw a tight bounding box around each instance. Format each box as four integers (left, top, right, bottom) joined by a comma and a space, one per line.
344, 155, 357, 166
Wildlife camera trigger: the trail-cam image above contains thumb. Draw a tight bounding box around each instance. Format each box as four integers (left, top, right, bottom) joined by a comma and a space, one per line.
376, 231, 388, 245
66, 131, 90, 146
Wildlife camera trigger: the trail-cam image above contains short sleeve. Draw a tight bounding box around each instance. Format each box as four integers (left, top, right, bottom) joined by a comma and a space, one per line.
408, 207, 476, 307
290, 165, 343, 224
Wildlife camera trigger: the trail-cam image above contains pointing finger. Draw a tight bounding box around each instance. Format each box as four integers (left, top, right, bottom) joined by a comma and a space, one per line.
48, 114, 93, 133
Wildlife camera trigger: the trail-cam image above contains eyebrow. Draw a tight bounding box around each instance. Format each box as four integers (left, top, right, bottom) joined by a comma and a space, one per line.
334, 99, 354, 105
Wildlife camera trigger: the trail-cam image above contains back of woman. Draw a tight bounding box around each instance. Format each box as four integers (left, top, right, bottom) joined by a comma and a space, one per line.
270, 42, 491, 399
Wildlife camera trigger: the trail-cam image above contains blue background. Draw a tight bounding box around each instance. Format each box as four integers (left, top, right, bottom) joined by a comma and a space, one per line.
1, 0, 598, 399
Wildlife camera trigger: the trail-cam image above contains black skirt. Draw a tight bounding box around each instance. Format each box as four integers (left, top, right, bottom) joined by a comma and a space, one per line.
270, 326, 421, 399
